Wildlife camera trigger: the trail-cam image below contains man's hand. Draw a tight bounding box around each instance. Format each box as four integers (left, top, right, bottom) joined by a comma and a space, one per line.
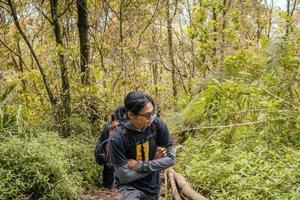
128, 159, 139, 171
155, 147, 167, 159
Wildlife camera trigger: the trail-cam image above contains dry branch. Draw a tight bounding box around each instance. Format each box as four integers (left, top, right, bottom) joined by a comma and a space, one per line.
164, 170, 168, 195
173, 116, 294, 134
167, 169, 182, 200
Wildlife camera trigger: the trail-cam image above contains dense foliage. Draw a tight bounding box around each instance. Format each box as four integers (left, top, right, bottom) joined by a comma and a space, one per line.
170, 37, 300, 199
0, 133, 99, 200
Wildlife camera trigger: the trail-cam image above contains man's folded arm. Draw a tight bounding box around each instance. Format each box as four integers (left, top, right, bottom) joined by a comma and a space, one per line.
109, 135, 151, 184
138, 145, 175, 172
114, 163, 151, 184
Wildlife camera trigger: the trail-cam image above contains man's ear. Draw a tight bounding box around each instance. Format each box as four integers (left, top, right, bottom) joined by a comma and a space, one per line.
127, 111, 135, 120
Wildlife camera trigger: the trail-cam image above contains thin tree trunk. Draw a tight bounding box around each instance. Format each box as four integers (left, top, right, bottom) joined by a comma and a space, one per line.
119, 0, 126, 95
151, 26, 160, 112
286, 0, 290, 36
16, 41, 27, 91
184, 0, 195, 96
212, 7, 217, 65
256, 1, 262, 44
285, 0, 298, 37
76, 0, 90, 85
166, 0, 177, 109
267, 0, 273, 38
221, 0, 229, 59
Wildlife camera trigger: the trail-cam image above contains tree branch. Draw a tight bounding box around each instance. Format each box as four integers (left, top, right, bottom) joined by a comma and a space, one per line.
57, 0, 75, 18
173, 116, 294, 134
135, 0, 160, 50
103, 0, 119, 20
262, 88, 299, 110
35, 5, 53, 25
7, 0, 57, 107
0, 38, 29, 70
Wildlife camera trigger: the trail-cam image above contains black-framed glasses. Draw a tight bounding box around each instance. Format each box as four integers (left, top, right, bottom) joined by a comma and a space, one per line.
136, 110, 156, 120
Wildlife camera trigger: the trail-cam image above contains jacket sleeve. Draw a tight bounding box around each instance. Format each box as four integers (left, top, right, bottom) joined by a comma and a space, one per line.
138, 118, 175, 172
114, 164, 152, 184
139, 145, 175, 172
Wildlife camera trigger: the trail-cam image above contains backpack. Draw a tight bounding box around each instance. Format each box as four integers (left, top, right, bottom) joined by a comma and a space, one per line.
94, 120, 119, 167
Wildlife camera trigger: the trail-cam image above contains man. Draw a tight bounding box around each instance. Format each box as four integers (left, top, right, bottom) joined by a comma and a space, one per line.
109, 91, 175, 200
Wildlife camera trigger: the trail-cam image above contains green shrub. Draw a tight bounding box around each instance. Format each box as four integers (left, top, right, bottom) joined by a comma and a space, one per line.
171, 80, 300, 199
66, 135, 100, 188
176, 134, 300, 200
0, 132, 99, 200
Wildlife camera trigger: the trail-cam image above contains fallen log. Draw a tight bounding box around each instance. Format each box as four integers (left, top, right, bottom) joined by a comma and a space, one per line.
170, 169, 208, 200
168, 169, 182, 200
164, 169, 168, 195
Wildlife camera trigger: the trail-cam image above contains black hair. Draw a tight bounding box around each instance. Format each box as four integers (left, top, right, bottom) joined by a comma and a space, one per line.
124, 91, 155, 115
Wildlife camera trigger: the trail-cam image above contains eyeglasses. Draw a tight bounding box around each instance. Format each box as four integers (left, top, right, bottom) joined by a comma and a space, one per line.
136, 110, 156, 120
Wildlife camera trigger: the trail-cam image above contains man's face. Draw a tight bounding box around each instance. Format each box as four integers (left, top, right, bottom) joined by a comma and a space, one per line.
129, 102, 155, 129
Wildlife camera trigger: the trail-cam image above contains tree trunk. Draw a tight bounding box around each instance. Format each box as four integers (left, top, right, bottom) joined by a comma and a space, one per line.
220, 0, 228, 59
16, 41, 27, 91
256, 1, 262, 44
76, 0, 90, 85
166, 0, 177, 110
286, 0, 291, 37
151, 26, 160, 113
50, 0, 71, 137
119, 0, 126, 95
212, 7, 217, 65
267, 0, 273, 39
285, 0, 297, 37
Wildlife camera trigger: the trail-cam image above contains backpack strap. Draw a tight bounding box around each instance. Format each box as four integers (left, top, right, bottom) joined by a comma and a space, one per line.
109, 120, 119, 135
150, 118, 159, 142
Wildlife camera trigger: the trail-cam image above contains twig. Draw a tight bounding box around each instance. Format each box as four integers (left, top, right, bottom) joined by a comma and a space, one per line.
229, 109, 296, 114
103, 0, 119, 20
135, 0, 160, 50
199, 128, 223, 149
57, 0, 75, 19
262, 88, 299, 110
173, 116, 294, 134
35, 5, 53, 25
0, 38, 29, 70
164, 170, 168, 195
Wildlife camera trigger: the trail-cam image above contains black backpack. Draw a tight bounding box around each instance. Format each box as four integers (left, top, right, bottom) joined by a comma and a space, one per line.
94, 121, 119, 167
